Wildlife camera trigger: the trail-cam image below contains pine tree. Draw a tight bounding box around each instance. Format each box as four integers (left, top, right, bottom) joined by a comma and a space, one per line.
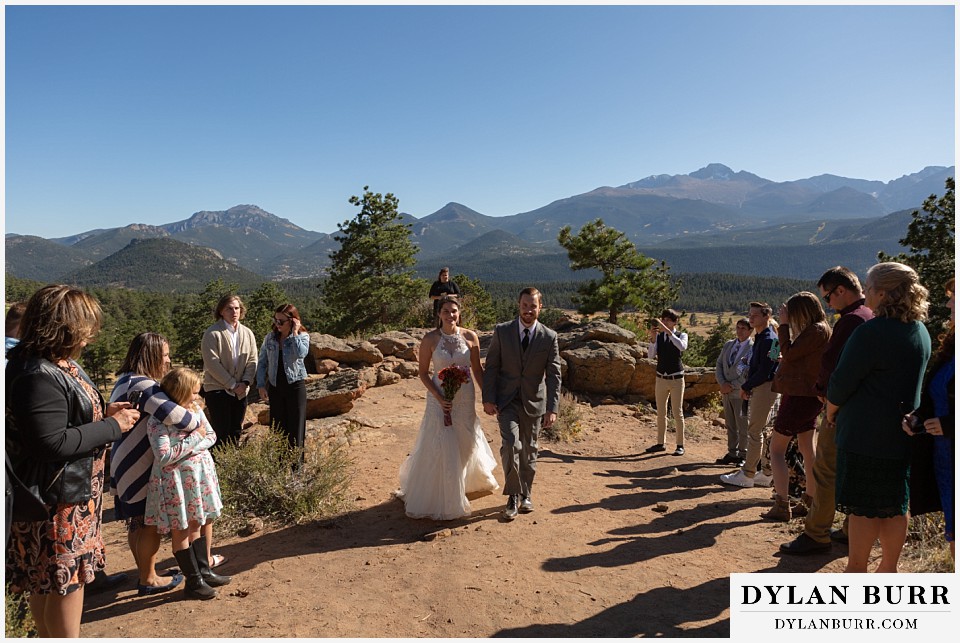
558, 219, 680, 324
322, 187, 422, 335
879, 177, 955, 330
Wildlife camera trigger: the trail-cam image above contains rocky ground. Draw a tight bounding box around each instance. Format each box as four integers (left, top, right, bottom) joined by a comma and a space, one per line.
79, 376, 855, 638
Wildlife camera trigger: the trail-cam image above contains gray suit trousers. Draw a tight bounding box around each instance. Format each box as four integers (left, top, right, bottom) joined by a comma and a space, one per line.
497, 397, 540, 497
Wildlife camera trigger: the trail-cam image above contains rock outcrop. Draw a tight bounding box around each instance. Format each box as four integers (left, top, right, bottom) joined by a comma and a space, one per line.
557, 321, 720, 404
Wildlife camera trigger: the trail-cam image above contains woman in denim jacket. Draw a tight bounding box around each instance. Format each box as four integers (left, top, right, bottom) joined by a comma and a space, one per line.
256, 304, 310, 453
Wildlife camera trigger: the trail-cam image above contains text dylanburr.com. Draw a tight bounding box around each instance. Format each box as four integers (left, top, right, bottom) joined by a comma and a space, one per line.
730, 573, 957, 640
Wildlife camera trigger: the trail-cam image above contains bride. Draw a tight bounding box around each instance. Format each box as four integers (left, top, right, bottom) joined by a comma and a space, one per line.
398, 295, 499, 519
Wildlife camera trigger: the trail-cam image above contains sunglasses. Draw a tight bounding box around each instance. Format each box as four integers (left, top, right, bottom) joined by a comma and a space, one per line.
273, 317, 290, 326
822, 285, 840, 304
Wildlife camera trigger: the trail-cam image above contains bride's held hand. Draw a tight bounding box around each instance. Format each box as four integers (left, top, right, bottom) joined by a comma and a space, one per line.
435, 390, 453, 411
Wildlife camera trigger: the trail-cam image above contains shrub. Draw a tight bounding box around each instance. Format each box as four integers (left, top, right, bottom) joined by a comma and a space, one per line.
537, 307, 567, 330
5, 587, 34, 638
902, 513, 954, 573
617, 315, 644, 337
542, 390, 585, 442
214, 428, 353, 530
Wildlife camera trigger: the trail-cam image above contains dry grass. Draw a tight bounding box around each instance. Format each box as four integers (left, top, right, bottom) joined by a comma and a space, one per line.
542, 390, 585, 442
901, 513, 954, 573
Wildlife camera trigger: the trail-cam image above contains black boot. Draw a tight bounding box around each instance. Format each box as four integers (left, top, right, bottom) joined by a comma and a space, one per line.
172, 547, 217, 600
191, 536, 232, 588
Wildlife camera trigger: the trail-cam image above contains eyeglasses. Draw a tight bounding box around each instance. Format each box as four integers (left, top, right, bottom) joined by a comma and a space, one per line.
273, 317, 290, 326
822, 285, 840, 304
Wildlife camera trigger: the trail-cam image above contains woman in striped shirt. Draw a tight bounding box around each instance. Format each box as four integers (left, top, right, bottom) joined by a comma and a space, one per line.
109, 333, 198, 596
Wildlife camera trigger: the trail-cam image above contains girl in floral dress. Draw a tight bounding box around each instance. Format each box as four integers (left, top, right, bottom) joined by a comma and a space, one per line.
144, 367, 231, 600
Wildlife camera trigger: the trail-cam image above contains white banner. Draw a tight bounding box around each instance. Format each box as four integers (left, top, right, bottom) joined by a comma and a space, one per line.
730, 573, 958, 640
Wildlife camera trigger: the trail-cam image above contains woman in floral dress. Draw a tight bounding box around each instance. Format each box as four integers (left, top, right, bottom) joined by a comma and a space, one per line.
6, 285, 140, 637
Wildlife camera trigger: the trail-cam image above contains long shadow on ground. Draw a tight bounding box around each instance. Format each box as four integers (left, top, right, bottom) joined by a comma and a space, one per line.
494, 576, 730, 638
83, 494, 497, 623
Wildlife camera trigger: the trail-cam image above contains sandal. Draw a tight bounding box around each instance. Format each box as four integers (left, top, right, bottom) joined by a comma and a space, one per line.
211, 554, 228, 568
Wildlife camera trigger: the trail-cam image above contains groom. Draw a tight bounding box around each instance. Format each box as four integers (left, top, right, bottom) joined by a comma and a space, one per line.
482, 287, 562, 520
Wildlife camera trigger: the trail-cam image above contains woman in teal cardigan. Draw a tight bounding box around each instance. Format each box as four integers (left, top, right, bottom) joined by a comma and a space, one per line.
826, 262, 931, 573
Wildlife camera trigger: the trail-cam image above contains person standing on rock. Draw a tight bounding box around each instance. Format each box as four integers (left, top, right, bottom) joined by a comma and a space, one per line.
256, 304, 310, 454
428, 267, 460, 325
645, 309, 689, 456
483, 287, 562, 520
201, 294, 258, 447
715, 318, 753, 466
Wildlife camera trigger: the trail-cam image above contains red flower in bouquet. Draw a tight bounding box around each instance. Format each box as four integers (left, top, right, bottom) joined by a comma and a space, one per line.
437, 365, 470, 426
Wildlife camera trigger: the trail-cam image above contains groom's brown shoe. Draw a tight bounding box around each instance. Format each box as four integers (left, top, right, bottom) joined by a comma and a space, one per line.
504, 495, 519, 520
519, 496, 534, 514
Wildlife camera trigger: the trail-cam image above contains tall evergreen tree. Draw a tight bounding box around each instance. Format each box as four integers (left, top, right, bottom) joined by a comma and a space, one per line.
322, 187, 422, 334
879, 177, 955, 331
451, 273, 497, 330
558, 219, 680, 324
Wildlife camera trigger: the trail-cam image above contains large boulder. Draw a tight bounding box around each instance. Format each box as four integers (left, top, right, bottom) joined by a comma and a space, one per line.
627, 359, 719, 402
560, 341, 644, 396
304, 369, 367, 418
309, 333, 383, 366
369, 331, 420, 361
558, 321, 639, 350
379, 356, 420, 379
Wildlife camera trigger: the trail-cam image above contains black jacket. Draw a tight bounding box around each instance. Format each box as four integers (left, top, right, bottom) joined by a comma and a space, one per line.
5, 350, 120, 507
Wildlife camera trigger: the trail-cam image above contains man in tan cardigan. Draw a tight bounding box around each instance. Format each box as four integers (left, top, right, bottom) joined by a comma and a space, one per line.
201, 293, 258, 445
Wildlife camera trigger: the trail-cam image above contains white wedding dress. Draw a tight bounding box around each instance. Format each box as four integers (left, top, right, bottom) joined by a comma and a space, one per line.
398, 329, 499, 520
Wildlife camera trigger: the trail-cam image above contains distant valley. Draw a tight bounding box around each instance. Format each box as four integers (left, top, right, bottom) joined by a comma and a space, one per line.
5, 163, 952, 290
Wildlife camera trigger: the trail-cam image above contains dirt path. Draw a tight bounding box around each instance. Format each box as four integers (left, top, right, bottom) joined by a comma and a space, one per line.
81, 378, 848, 638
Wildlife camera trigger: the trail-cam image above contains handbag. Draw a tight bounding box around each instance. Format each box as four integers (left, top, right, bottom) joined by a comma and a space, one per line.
5, 451, 54, 522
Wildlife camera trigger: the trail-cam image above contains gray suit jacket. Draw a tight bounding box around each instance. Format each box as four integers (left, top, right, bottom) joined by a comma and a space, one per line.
715, 337, 753, 390
482, 319, 562, 417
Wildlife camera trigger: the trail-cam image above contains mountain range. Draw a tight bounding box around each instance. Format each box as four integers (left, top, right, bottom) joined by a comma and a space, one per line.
5, 163, 953, 289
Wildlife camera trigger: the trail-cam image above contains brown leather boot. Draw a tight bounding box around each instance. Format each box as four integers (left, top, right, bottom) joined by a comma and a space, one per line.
761, 494, 791, 522
791, 494, 813, 519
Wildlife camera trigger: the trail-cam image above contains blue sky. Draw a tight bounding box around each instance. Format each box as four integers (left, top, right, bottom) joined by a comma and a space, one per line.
4, 3, 956, 238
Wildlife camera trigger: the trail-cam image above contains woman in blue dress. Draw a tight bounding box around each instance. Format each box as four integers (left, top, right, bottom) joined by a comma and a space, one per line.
905, 278, 955, 560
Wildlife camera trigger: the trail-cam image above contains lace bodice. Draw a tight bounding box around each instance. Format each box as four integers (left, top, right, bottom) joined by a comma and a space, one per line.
433, 329, 472, 372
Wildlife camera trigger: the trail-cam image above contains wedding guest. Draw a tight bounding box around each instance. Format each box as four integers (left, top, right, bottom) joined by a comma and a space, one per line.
109, 332, 201, 596
5, 301, 26, 361
827, 262, 930, 573
905, 277, 954, 560
5, 285, 140, 637
201, 293, 257, 446
762, 293, 831, 521
720, 302, 779, 488
428, 268, 460, 323
145, 367, 231, 600
256, 304, 310, 453
645, 309, 689, 456
780, 266, 872, 555
715, 318, 753, 466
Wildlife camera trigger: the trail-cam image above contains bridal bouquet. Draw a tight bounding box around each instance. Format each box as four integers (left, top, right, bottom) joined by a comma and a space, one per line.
437, 365, 470, 426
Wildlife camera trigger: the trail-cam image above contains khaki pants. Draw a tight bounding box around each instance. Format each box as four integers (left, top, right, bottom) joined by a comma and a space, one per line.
655, 375, 685, 447
742, 381, 777, 477
804, 414, 839, 543
721, 390, 749, 456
